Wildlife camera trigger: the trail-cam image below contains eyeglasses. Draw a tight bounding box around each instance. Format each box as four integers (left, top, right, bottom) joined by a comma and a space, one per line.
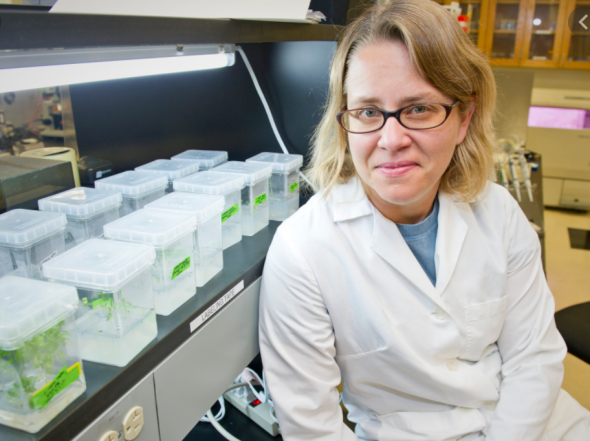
336, 101, 460, 134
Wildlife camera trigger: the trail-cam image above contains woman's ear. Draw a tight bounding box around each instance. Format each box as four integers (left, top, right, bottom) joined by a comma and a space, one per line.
455, 95, 476, 146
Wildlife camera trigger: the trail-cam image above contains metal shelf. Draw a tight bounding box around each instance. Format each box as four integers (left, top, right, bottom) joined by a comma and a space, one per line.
0, 9, 343, 51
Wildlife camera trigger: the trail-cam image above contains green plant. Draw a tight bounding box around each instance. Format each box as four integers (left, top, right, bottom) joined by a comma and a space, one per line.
0, 321, 69, 407
82, 293, 133, 322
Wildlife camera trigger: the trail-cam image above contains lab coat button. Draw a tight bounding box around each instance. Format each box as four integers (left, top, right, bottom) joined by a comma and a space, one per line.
485, 401, 497, 410
434, 307, 447, 320
446, 360, 459, 371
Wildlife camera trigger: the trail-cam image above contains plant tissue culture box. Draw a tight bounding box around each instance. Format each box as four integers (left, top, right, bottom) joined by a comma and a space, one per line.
0, 209, 67, 279
145, 192, 225, 287
103, 210, 197, 316
42, 239, 157, 367
173, 172, 245, 250
246, 152, 303, 221
135, 159, 199, 193
0, 276, 85, 433
171, 150, 228, 171
38, 187, 122, 248
95, 171, 168, 216
209, 161, 272, 236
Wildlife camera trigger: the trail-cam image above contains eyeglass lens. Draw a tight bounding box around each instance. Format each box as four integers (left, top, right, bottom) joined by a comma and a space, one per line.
341, 104, 449, 133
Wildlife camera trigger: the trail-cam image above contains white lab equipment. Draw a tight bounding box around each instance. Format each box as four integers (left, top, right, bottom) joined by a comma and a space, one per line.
145, 192, 225, 287
103, 210, 197, 316
209, 161, 272, 236
246, 152, 303, 221
95, 170, 168, 216
173, 171, 245, 250
42, 239, 157, 367
0, 209, 67, 279
38, 187, 122, 248
135, 159, 199, 193
171, 150, 228, 171
0, 276, 86, 433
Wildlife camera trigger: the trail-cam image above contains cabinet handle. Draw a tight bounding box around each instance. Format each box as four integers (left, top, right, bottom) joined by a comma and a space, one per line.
520, 51, 523, 60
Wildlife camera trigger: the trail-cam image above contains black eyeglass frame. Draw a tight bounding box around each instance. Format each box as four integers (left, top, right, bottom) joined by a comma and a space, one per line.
336, 101, 461, 134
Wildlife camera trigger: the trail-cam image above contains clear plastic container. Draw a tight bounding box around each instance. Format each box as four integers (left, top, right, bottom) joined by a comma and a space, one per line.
95, 171, 168, 216
42, 239, 157, 367
0, 276, 85, 433
135, 159, 199, 193
173, 172, 245, 250
38, 187, 122, 248
171, 150, 228, 171
0, 209, 67, 280
103, 210, 197, 316
145, 192, 225, 287
247, 152, 303, 221
209, 162, 272, 236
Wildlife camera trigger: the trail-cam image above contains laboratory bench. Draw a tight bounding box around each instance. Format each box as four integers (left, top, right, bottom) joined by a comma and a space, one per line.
0, 221, 280, 441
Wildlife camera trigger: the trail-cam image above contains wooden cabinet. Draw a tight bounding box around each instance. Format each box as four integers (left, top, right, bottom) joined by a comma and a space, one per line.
479, 0, 590, 69
561, 0, 590, 69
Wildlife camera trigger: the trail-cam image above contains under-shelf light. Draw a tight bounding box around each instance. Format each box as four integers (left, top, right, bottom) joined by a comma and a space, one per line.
0, 44, 235, 94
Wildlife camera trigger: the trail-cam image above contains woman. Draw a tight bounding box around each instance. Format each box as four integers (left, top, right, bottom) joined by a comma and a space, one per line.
259, 0, 590, 439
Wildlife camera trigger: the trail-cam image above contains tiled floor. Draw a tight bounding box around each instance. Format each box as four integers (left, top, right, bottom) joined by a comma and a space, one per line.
545, 208, 590, 410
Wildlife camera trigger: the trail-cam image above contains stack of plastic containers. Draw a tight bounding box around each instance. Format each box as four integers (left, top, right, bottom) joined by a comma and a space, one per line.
145, 192, 225, 287
173, 172, 245, 249
42, 239, 157, 367
95, 171, 168, 216
246, 152, 303, 221
209, 162, 272, 236
0, 276, 86, 433
103, 210, 197, 316
135, 159, 199, 193
171, 150, 228, 171
38, 187, 122, 248
0, 209, 67, 279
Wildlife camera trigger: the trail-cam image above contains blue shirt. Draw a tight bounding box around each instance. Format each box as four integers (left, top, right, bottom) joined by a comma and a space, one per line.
396, 197, 439, 286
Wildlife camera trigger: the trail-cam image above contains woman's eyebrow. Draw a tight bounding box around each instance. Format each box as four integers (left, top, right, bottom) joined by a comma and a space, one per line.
348, 94, 442, 108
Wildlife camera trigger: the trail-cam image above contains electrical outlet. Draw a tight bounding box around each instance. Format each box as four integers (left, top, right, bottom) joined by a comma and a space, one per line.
224, 390, 280, 436
98, 430, 119, 441
122, 406, 144, 440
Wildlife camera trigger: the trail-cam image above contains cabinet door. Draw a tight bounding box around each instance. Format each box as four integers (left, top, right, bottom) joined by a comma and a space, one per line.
521, 0, 569, 67
458, 0, 491, 49
562, 0, 590, 69
485, 0, 529, 65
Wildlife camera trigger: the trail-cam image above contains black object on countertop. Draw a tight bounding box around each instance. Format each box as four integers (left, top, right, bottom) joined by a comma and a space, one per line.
555, 302, 590, 365
0, 222, 280, 441
78, 156, 114, 186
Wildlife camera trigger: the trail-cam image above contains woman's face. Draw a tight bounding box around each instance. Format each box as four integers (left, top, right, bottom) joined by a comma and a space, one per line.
345, 40, 472, 222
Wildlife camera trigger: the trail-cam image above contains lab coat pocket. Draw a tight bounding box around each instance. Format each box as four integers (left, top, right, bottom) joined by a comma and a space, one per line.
463, 296, 508, 361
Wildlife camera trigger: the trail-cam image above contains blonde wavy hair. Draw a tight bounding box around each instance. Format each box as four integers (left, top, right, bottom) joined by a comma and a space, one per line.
305, 0, 496, 201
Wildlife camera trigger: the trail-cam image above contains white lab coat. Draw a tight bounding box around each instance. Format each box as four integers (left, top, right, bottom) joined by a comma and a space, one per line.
259, 177, 590, 441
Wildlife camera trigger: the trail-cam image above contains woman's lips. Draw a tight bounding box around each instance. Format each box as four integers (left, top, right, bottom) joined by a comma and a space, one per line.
375, 162, 418, 177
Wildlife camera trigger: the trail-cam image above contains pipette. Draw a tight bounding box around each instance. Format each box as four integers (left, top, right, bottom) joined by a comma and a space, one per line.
508, 155, 521, 202
518, 149, 533, 202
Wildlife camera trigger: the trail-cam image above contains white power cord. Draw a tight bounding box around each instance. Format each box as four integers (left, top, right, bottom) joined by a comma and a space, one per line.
236, 46, 318, 193
206, 409, 241, 441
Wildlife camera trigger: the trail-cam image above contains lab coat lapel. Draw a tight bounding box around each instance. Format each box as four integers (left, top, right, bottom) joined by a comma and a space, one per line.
370, 206, 440, 302
434, 193, 468, 296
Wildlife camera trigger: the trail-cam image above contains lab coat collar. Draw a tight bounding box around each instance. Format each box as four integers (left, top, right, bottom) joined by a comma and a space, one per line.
369, 191, 469, 302
332, 177, 373, 222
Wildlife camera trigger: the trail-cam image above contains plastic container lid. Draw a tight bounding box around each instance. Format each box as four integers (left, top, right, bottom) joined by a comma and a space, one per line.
103, 209, 196, 248
246, 152, 303, 172
135, 159, 199, 182
145, 192, 225, 224
209, 161, 273, 185
0, 276, 79, 350
0, 209, 67, 249
38, 187, 122, 220
171, 150, 228, 169
173, 171, 245, 195
42, 238, 156, 291
95, 171, 168, 199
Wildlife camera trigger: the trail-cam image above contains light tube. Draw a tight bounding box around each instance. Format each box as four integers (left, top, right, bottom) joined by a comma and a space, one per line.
0, 52, 234, 94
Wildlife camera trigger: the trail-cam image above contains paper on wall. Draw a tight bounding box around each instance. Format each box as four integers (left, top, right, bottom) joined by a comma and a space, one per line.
50, 0, 312, 22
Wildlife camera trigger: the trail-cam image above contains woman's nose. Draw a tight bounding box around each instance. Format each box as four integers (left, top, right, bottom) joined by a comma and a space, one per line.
377, 115, 412, 152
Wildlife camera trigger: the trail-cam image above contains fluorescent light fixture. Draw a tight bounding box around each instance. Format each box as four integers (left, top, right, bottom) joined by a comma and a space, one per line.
0, 44, 235, 94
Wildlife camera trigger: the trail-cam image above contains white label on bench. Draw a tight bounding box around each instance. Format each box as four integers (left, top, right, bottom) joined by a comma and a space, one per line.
189, 280, 245, 333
